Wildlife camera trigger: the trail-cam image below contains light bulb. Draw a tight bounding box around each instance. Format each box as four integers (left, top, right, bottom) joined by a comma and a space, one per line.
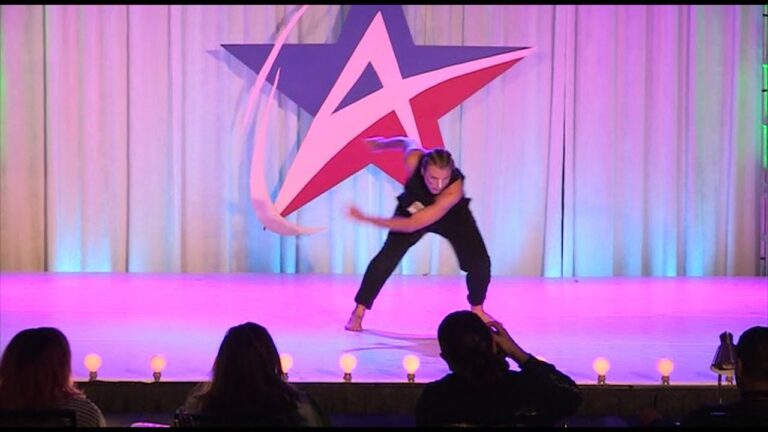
657, 358, 674, 384
592, 357, 610, 384
402, 354, 420, 382
280, 353, 294, 380
150, 355, 167, 382
339, 353, 357, 382
402, 354, 420, 374
150, 355, 167, 372
84, 353, 102, 381
339, 353, 357, 373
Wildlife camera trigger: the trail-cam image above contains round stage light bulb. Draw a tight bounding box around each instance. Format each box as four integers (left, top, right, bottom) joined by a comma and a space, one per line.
402, 355, 420, 374
150, 355, 167, 373
84, 353, 102, 373
280, 353, 294, 373
592, 357, 610, 375
339, 353, 358, 373
657, 358, 674, 376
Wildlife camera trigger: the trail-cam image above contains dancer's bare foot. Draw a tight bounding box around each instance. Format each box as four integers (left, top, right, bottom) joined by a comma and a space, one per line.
345, 314, 363, 332
471, 305, 498, 325
344, 304, 366, 332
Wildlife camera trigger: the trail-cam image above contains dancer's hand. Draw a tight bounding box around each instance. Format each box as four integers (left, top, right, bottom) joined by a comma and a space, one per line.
364, 136, 387, 151
347, 205, 367, 222
364, 136, 419, 153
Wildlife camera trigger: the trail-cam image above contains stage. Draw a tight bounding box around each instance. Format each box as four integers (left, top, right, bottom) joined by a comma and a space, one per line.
1, 273, 765, 386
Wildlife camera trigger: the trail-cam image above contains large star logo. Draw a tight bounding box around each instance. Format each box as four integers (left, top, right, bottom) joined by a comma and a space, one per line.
223, 5, 531, 233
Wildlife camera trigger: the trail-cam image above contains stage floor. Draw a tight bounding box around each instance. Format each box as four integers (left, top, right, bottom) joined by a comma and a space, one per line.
1, 273, 765, 385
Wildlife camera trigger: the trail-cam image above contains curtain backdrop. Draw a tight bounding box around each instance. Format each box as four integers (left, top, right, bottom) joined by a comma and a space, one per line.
0, 5, 762, 276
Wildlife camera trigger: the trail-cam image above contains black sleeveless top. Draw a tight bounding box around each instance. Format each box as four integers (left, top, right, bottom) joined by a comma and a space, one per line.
396, 152, 465, 217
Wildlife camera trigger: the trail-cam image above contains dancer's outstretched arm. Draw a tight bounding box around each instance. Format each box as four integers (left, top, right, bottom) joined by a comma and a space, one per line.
366, 136, 423, 177
348, 180, 463, 233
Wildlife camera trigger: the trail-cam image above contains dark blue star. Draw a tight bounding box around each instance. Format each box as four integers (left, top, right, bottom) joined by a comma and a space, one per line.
222, 5, 526, 117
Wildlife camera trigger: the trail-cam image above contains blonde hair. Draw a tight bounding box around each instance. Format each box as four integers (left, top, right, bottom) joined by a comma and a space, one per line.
420, 148, 455, 172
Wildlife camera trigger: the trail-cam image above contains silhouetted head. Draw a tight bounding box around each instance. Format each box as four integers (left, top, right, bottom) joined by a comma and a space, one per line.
438, 311, 508, 388
211, 322, 284, 388
0, 327, 81, 410
189, 322, 301, 422
420, 149, 455, 194
735, 325, 768, 389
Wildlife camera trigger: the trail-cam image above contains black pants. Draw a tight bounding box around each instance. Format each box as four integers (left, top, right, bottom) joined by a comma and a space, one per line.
354, 199, 491, 309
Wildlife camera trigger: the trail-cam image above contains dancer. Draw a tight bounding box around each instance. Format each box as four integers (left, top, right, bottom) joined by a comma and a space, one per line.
346, 136, 495, 331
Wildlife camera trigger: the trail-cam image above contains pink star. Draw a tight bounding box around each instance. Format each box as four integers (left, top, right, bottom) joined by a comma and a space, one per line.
274, 11, 532, 217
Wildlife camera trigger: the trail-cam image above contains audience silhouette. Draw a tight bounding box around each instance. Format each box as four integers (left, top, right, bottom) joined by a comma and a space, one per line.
0, 327, 106, 427
415, 310, 582, 427
681, 325, 768, 427
179, 322, 328, 427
